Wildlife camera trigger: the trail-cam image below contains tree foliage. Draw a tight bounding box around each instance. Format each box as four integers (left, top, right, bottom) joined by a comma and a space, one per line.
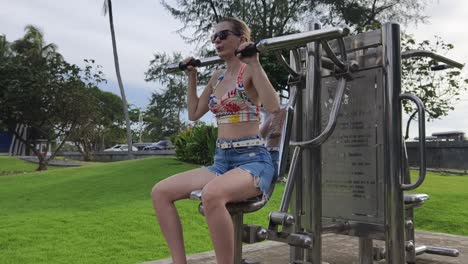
158, 0, 313, 93
0, 25, 113, 169
172, 122, 217, 165
401, 36, 468, 122
307, 0, 431, 33
144, 53, 188, 140
162, 0, 431, 43
68, 78, 125, 161
157, 0, 467, 123
155, 0, 434, 94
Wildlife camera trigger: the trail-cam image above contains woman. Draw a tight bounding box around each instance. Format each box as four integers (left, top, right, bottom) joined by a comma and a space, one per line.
151, 17, 280, 264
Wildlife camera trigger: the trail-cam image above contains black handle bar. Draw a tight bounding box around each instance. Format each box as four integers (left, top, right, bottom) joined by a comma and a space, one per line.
234, 43, 258, 57
178, 59, 201, 71
178, 44, 258, 71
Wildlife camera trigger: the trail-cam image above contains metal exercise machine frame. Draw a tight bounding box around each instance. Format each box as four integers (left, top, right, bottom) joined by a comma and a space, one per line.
165, 27, 348, 73
268, 22, 463, 264
164, 23, 464, 264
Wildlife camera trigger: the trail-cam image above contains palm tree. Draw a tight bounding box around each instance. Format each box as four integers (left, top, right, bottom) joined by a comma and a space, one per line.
0, 35, 11, 59
7, 25, 63, 170
102, 0, 133, 153
11, 25, 62, 63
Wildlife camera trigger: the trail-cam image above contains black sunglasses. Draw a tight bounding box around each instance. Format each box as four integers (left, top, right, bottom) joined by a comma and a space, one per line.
210, 30, 241, 43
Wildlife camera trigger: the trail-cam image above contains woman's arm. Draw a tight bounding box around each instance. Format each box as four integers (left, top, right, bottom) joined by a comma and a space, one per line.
186, 68, 221, 121
247, 63, 280, 113
237, 43, 280, 113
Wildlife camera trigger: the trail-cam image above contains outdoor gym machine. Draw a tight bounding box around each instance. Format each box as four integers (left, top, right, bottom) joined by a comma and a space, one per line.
165, 22, 464, 264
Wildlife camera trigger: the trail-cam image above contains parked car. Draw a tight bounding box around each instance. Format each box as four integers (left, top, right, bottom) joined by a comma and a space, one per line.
104, 144, 138, 152
143, 140, 173, 151
133, 142, 152, 151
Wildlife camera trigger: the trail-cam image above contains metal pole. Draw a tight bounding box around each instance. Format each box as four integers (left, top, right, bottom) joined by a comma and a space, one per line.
289, 48, 305, 263
304, 22, 322, 264
401, 50, 464, 69
138, 110, 143, 143
232, 213, 243, 264
165, 28, 348, 73
256, 28, 347, 53
359, 238, 374, 264
382, 22, 406, 264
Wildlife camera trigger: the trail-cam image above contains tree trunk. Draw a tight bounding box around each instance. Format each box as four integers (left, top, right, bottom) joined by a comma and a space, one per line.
7, 126, 49, 171
106, 0, 133, 156
34, 148, 48, 171
37, 158, 48, 171
76, 141, 92, 161
405, 110, 418, 140
83, 151, 92, 161
83, 142, 92, 161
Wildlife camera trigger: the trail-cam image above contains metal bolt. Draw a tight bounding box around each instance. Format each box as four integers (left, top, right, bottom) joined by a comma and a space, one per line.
405, 220, 413, 229
405, 241, 415, 251
256, 228, 267, 240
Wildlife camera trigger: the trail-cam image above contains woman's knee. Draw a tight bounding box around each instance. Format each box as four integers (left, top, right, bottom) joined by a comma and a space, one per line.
201, 185, 226, 211
151, 180, 172, 203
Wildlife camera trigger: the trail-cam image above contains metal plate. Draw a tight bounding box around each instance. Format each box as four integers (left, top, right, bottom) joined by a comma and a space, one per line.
321, 68, 385, 224
328, 29, 382, 53
324, 29, 383, 71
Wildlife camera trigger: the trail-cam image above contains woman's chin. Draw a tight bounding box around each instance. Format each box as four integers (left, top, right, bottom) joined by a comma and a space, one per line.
217, 50, 234, 59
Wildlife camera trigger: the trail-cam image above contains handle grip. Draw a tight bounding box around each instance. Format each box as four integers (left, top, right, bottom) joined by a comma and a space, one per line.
235, 43, 258, 57
289, 77, 347, 148
430, 64, 452, 71
178, 59, 201, 71
400, 93, 426, 191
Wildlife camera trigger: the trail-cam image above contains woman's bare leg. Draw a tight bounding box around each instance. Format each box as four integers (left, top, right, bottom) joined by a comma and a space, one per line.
151, 168, 216, 264
201, 168, 262, 264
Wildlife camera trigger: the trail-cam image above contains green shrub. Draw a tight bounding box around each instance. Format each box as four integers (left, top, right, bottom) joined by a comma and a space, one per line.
172, 123, 217, 165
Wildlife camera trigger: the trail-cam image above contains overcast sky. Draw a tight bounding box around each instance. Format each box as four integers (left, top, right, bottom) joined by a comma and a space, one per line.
1, 0, 467, 137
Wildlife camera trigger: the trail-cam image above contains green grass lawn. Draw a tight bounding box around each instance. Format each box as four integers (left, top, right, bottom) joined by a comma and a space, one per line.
0, 157, 284, 264
410, 171, 468, 236
0, 156, 67, 175
0, 156, 42, 175
0, 156, 466, 264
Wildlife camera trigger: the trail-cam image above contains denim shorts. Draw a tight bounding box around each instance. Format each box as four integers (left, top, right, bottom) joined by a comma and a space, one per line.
207, 136, 275, 197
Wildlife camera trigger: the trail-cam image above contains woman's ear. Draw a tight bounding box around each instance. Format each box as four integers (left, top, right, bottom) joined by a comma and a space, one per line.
239, 35, 247, 43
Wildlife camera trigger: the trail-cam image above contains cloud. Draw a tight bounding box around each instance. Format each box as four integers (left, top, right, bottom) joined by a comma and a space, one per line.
402, 0, 468, 135
0, 0, 193, 108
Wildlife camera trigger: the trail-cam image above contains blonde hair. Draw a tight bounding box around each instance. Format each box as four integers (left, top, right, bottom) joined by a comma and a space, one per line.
220, 17, 251, 42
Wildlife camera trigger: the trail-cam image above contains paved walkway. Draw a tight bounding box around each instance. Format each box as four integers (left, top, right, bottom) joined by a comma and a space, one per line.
18, 156, 85, 167
146, 231, 467, 264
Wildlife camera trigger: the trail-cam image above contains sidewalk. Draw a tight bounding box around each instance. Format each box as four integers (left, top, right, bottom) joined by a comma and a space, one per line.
146, 231, 467, 264
18, 156, 85, 167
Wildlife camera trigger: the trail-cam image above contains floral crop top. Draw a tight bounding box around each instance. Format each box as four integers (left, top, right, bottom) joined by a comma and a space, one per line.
208, 63, 261, 124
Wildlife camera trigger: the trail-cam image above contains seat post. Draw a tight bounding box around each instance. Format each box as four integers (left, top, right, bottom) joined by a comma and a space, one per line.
405, 207, 416, 263
359, 238, 374, 264
403, 139, 417, 264
232, 212, 244, 264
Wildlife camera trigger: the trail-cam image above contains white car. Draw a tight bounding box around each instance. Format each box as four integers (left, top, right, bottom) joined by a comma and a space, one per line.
104, 144, 138, 152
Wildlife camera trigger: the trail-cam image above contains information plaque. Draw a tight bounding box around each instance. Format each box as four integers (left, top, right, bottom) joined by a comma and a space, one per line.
321, 68, 385, 224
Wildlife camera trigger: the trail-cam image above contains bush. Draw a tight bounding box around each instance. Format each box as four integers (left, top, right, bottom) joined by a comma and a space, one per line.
172, 123, 217, 165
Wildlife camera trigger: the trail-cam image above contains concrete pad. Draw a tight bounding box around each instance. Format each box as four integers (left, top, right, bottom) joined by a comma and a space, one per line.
145, 231, 466, 264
